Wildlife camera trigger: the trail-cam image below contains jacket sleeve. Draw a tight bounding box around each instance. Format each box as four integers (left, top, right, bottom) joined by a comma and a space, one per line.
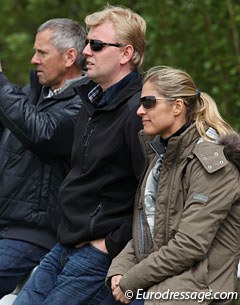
105, 239, 137, 288
105, 215, 133, 259
105, 101, 145, 258
119, 156, 240, 295
0, 72, 81, 159
125, 101, 146, 180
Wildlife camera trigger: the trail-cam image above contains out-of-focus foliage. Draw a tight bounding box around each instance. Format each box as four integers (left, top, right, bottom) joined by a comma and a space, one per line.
0, 0, 239, 130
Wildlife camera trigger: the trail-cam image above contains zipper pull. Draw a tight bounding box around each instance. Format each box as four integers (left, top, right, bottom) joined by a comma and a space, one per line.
90, 204, 101, 217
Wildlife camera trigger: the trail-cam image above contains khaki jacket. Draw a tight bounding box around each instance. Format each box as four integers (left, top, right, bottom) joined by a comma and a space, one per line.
107, 124, 240, 305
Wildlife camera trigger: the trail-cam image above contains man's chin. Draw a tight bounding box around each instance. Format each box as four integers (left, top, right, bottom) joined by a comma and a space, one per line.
38, 78, 47, 86
87, 72, 98, 82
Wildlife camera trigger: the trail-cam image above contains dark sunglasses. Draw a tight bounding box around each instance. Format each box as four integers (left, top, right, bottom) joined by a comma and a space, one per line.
139, 96, 175, 109
85, 39, 126, 52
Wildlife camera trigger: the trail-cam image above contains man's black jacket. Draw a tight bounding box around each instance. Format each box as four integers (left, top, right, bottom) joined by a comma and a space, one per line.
58, 74, 145, 258
0, 70, 86, 249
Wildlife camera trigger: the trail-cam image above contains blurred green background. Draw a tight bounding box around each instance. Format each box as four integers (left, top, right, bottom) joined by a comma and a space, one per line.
0, 1, 240, 302
0, 0, 239, 130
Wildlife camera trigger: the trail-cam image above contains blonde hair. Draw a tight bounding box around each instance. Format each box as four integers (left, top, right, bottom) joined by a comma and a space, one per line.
85, 4, 146, 69
143, 66, 234, 139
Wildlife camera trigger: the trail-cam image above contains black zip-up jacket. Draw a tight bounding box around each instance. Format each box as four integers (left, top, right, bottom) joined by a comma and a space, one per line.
0, 70, 86, 249
57, 74, 145, 258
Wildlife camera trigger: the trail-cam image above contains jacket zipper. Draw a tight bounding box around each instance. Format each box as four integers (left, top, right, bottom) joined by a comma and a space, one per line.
89, 203, 102, 237
82, 117, 93, 171
139, 209, 145, 254
164, 163, 176, 244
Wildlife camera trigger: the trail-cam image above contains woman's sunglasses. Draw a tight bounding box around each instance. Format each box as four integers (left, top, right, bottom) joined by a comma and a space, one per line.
85, 39, 126, 52
139, 96, 175, 109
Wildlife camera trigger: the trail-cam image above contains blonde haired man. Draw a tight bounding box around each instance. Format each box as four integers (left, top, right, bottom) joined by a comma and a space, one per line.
13, 5, 147, 305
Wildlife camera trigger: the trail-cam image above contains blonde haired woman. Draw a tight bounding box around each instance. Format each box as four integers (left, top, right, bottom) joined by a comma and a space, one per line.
105, 66, 240, 305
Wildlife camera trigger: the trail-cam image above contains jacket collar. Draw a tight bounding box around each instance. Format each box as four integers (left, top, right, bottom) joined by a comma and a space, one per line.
217, 133, 240, 171
139, 123, 200, 163
29, 70, 90, 103
142, 123, 240, 172
81, 72, 142, 113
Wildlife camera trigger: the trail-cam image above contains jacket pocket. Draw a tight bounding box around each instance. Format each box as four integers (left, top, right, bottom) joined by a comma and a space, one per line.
191, 257, 209, 287
146, 260, 210, 305
89, 203, 102, 237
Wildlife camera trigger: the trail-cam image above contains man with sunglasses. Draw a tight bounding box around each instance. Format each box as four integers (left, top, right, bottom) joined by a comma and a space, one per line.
13, 5, 147, 305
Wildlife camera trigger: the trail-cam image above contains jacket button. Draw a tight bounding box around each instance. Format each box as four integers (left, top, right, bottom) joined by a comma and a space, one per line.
219, 160, 224, 164
214, 152, 219, 156
203, 156, 207, 160
208, 165, 212, 169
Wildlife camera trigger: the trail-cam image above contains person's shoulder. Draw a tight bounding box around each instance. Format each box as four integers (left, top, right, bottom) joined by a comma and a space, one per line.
74, 75, 92, 86
194, 132, 240, 173
194, 141, 228, 173
127, 90, 141, 110
124, 74, 142, 109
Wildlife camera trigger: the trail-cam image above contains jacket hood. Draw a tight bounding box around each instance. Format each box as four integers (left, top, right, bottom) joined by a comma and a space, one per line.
219, 132, 240, 171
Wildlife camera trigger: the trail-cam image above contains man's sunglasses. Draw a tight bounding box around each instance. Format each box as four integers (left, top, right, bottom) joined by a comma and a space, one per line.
140, 96, 175, 109
85, 39, 126, 52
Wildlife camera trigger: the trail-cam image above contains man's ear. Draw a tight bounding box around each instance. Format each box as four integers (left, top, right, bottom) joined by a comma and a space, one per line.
173, 98, 185, 116
120, 45, 134, 65
65, 48, 78, 67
